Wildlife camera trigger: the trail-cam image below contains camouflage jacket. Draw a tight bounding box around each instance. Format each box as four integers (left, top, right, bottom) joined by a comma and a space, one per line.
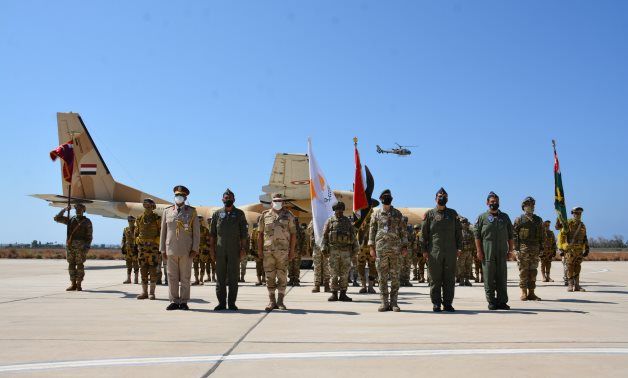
558, 219, 589, 253
461, 226, 476, 255
368, 206, 408, 253
259, 208, 296, 253
135, 211, 161, 243
513, 213, 545, 249
322, 214, 359, 255
121, 226, 136, 254
54, 214, 93, 245
543, 228, 557, 258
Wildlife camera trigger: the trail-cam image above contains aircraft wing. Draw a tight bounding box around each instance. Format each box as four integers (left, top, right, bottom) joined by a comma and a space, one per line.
31, 194, 129, 218
260, 153, 311, 202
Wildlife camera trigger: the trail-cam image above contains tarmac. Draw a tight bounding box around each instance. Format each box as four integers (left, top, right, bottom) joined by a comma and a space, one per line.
0, 259, 627, 377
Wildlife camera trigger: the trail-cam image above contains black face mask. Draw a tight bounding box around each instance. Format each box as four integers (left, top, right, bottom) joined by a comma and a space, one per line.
489, 203, 500, 211
223, 199, 234, 207
381, 196, 393, 205
437, 197, 448, 206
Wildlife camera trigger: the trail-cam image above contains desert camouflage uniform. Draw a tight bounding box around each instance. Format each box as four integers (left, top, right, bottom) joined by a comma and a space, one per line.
541, 227, 557, 281
194, 221, 211, 284
513, 213, 544, 290
400, 223, 413, 286
558, 218, 589, 288
250, 224, 265, 285
122, 225, 139, 279
309, 221, 330, 290
456, 225, 475, 284
322, 214, 359, 292
239, 232, 250, 282
54, 211, 92, 285
135, 211, 161, 286
260, 208, 296, 297
288, 222, 306, 285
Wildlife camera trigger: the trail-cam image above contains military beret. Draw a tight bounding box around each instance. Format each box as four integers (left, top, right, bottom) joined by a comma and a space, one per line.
571, 206, 584, 213
173, 185, 190, 196
223, 188, 235, 197
379, 189, 392, 198
332, 201, 346, 211
143, 198, 155, 205
487, 191, 499, 200
127, 215, 136, 221
436, 187, 448, 197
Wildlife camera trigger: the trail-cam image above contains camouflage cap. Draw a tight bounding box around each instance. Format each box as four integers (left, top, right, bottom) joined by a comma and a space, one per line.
332, 201, 346, 211
521, 196, 535, 209
571, 206, 584, 213
173, 185, 190, 196
379, 189, 392, 199
143, 198, 155, 205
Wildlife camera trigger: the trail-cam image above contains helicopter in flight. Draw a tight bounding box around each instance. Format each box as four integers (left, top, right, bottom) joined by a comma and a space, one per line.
376, 143, 416, 156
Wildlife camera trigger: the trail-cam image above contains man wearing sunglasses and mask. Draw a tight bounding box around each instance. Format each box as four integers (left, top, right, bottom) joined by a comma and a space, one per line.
210, 189, 249, 311
474, 192, 514, 310
54, 203, 93, 291
420, 188, 462, 312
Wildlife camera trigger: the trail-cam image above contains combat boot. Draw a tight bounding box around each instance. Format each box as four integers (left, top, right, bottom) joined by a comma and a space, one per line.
240, 274, 245, 283
328, 291, 339, 302
66, 280, 77, 291
134, 272, 139, 284
520, 288, 528, 301
149, 283, 156, 300
277, 293, 287, 310
123, 274, 131, 284
567, 278, 574, 292
192, 276, 200, 286
378, 301, 390, 312
311, 285, 320, 293
474, 274, 479, 283
137, 284, 148, 300
265, 293, 278, 312
459, 279, 465, 287
339, 290, 352, 302
367, 280, 377, 294
359, 281, 367, 294
527, 288, 541, 301
287, 278, 294, 286
324, 282, 331, 293
294, 279, 301, 287
464, 279, 472, 287
574, 276, 586, 292
212, 273, 217, 282
547, 275, 554, 283
76, 281, 82, 291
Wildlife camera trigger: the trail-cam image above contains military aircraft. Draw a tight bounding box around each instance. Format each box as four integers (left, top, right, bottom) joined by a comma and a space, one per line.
32, 113, 430, 236
376, 143, 416, 156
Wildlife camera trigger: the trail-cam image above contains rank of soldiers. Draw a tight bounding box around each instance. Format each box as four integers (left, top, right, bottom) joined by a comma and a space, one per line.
55, 186, 588, 312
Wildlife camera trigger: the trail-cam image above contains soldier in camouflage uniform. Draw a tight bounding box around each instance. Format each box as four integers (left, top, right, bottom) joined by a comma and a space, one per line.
288, 220, 306, 286
369, 189, 408, 312
411, 225, 426, 283
356, 210, 377, 294
558, 207, 590, 292
309, 220, 331, 293
322, 201, 359, 302
135, 198, 161, 300
121, 216, 139, 284
456, 217, 475, 287
193, 216, 210, 285
54, 204, 93, 291
513, 197, 545, 301
400, 217, 414, 287
541, 220, 557, 282
258, 193, 296, 311
250, 223, 266, 286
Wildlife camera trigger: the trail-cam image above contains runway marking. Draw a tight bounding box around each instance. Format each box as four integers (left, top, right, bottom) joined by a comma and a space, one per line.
588, 268, 610, 274
2, 348, 628, 373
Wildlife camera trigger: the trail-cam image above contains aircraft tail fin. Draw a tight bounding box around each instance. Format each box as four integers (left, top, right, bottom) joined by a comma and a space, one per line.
376, 145, 383, 153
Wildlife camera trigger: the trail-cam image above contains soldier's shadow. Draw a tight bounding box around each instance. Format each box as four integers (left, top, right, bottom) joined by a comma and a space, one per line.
402, 308, 588, 315
85, 264, 126, 270
283, 309, 359, 315
542, 298, 618, 305
82, 288, 209, 303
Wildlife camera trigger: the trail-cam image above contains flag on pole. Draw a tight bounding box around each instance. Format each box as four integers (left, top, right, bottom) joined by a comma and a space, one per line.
50, 140, 75, 183
308, 138, 337, 247
552, 140, 568, 229
353, 137, 368, 213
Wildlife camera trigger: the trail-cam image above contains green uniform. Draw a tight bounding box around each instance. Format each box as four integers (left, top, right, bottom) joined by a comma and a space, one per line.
322, 214, 359, 292
474, 211, 513, 306
210, 206, 248, 308
420, 207, 462, 307
54, 212, 93, 284
513, 213, 544, 290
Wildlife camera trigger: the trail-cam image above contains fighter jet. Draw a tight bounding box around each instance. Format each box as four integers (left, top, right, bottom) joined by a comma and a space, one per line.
32, 113, 430, 229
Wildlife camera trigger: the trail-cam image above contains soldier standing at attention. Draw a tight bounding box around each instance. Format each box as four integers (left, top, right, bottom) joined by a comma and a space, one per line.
121, 216, 139, 284
456, 217, 475, 287
258, 193, 296, 311
322, 201, 360, 302
210, 189, 249, 311
558, 207, 590, 292
474, 192, 514, 311
369, 189, 408, 312
250, 222, 266, 286
420, 188, 462, 312
411, 224, 426, 283
160, 185, 200, 311
192, 216, 210, 286
54, 203, 93, 291
356, 210, 377, 294
541, 220, 557, 282
400, 217, 414, 287
288, 219, 305, 286
309, 220, 331, 293
513, 197, 545, 301
135, 198, 161, 300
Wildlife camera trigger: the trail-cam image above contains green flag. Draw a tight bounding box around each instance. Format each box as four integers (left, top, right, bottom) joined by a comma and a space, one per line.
552, 140, 568, 229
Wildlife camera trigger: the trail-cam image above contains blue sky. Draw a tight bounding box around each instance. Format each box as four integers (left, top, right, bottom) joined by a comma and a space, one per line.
1, 1, 627, 244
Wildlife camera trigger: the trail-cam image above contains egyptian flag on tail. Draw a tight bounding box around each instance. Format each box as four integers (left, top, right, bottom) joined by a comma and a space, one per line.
49, 140, 74, 183
353, 138, 369, 213
553, 140, 568, 229
80, 163, 97, 175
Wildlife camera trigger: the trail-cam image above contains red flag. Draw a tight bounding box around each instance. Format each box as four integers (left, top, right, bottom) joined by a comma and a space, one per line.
353, 143, 368, 212
50, 140, 75, 183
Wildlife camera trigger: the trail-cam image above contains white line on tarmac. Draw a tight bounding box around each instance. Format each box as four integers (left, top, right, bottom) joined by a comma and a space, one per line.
588, 268, 610, 274
2, 348, 628, 373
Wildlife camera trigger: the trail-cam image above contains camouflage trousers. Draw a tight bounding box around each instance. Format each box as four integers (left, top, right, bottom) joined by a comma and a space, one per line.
124, 252, 139, 274
66, 240, 88, 282
192, 252, 201, 278
376, 250, 400, 305
357, 247, 377, 283
399, 253, 411, 284
138, 241, 159, 284
263, 250, 288, 295
289, 254, 302, 282
198, 251, 211, 280
312, 248, 330, 286
412, 254, 426, 281
240, 255, 248, 279
328, 249, 352, 291
456, 251, 473, 281
565, 245, 585, 279
540, 253, 554, 278
518, 245, 540, 289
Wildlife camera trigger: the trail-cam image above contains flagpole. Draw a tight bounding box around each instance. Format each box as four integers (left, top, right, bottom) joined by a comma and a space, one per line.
65, 133, 76, 247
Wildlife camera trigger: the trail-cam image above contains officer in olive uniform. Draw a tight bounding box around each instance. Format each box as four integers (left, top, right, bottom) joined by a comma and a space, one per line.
541, 220, 557, 282
210, 189, 249, 311
513, 196, 545, 301
258, 193, 296, 311
160, 186, 200, 311
136, 198, 162, 300
322, 201, 360, 302
474, 192, 515, 311
369, 189, 408, 312
558, 207, 590, 292
193, 216, 211, 285
54, 204, 93, 291
121, 216, 139, 284
420, 188, 462, 312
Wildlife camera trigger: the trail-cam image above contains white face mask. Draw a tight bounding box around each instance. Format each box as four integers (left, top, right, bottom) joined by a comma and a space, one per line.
174, 195, 185, 205
272, 201, 283, 210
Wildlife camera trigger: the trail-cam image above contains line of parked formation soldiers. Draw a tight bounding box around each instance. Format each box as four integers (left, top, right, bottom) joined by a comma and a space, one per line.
55, 186, 589, 313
